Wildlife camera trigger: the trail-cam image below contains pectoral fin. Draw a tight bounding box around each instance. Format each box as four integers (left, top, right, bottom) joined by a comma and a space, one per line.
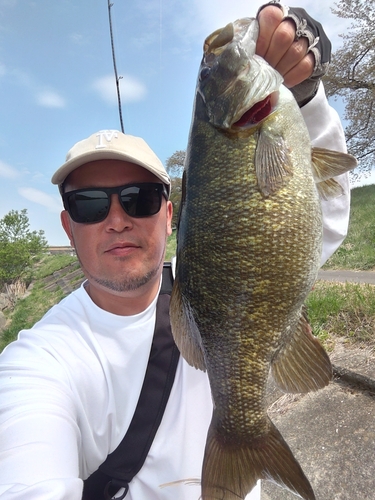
255, 127, 293, 196
170, 277, 206, 371
271, 307, 332, 393
311, 147, 357, 199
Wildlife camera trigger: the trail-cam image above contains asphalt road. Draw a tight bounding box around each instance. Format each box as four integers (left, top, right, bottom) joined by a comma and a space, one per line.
318, 269, 375, 284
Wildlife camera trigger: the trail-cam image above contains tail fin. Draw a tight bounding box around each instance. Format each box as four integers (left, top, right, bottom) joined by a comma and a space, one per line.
201, 417, 315, 500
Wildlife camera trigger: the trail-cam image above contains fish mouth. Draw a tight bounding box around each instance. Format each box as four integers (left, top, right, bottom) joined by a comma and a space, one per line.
232, 95, 272, 128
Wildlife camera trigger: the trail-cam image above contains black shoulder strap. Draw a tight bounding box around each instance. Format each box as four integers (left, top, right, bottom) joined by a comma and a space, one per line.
82, 263, 179, 500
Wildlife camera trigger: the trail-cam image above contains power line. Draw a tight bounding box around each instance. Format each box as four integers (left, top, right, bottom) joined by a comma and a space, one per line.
107, 1, 124, 133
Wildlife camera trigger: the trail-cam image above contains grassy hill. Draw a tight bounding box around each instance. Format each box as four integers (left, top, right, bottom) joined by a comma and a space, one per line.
0, 185, 374, 352
323, 184, 375, 270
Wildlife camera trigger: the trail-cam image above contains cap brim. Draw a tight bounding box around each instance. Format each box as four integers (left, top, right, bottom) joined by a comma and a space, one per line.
51, 150, 170, 187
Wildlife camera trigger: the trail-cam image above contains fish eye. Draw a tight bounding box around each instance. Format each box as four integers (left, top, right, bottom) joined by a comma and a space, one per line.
199, 67, 211, 81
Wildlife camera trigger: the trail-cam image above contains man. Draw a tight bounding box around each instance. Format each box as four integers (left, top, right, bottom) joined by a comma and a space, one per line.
0, 4, 350, 499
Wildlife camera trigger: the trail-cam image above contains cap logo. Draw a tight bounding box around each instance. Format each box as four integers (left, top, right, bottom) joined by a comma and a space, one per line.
95, 130, 119, 149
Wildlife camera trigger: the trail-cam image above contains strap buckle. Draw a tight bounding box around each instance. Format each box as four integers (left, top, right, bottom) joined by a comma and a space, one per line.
104, 479, 129, 500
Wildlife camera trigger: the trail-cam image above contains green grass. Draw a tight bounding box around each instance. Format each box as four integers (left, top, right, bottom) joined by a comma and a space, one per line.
0, 282, 65, 352
0, 253, 79, 352
323, 185, 375, 270
296, 183, 375, 347
165, 232, 177, 261
306, 280, 375, 349
34, 253, 78, 278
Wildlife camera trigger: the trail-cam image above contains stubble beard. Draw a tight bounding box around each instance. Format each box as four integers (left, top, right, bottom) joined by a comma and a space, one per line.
76, 246, 166, 293
92, 261, 161, 292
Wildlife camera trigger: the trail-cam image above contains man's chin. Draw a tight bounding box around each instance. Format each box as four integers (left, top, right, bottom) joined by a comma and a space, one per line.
91, 265, 161, 293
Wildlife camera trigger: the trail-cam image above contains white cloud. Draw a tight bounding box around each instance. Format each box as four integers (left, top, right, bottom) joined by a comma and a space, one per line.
18, 187, 62, 213
7, 67, 33, 87
69, 33, 85, 44
120, 75, 147, 102
36, 90, 66, 108
3, 67, 66, 109
92, 74, 147, 105
0, 160, 19, 179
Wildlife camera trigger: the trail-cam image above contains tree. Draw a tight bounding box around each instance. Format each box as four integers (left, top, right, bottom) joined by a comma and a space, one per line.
169, 177, 183, 228
166, 150, 185, 178
0, 209, 48, 286
324, 0, 375, 178
166, 150, 186, 228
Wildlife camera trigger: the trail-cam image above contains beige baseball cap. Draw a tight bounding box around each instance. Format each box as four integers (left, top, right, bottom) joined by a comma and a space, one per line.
51, 130, 170, 192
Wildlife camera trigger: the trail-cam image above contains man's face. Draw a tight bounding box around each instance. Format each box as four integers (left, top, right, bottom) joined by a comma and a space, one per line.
61, 159, 173, 310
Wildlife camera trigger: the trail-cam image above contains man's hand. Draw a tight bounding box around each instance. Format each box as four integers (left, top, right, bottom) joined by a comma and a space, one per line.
256, 5, 314, 88
256, 2, 332, 106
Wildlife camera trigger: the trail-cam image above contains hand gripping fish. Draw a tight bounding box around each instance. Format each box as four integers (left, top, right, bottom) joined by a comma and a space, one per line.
170, 17, 357, 500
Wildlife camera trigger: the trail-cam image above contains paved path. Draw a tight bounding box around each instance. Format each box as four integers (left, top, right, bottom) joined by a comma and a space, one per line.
261, 336, 375, 499
318, 269, 375, 284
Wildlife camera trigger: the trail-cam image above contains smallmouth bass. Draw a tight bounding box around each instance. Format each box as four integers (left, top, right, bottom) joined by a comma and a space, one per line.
170, 17, 357, 500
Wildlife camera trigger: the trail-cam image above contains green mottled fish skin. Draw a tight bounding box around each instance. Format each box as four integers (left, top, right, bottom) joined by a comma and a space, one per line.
170, 16, 356, 500
181, 94, 319, 426
180, 95, 319, 378
177, 93, 320, 499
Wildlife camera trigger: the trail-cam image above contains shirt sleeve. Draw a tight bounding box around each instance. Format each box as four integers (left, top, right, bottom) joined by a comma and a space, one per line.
0, 339, 84, 499
300, 82, 351, 266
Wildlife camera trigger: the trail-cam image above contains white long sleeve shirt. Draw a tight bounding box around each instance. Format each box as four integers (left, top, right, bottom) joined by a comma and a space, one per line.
300, 83, 351, 266
0, 83, 350, 500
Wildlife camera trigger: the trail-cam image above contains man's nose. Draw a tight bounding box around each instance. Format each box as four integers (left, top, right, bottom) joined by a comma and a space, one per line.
105, 194, 134, 231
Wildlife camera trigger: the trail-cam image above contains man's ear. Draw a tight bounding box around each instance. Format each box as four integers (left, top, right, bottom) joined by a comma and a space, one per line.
166, 200, 173, 237
61, 210, 74, 247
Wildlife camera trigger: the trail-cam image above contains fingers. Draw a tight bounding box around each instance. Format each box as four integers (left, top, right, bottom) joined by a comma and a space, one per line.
283, 52, 315, 88
256, 5, 315, 88
256, 5, 284, 59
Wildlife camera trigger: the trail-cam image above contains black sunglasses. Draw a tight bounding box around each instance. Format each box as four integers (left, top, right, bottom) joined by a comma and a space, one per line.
62, 182, 169, 224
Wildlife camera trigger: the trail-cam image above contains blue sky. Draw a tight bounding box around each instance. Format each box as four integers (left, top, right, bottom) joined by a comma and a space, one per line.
0, 0, 363, 245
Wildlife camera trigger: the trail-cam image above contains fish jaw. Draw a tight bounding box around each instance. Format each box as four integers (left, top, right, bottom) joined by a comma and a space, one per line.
198, 17, 283, 130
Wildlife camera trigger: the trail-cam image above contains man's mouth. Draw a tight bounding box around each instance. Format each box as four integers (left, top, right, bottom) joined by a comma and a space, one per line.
105, 242, 140, 255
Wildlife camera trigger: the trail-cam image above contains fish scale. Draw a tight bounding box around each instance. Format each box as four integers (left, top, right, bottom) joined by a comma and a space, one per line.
170, 16, 357, 500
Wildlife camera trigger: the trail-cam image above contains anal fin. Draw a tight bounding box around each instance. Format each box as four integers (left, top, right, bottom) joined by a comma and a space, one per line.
316, 177, 344, 200
271, 308, 332, 393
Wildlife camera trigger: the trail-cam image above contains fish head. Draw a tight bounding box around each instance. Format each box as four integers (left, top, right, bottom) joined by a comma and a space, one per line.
198, 17, 284, 131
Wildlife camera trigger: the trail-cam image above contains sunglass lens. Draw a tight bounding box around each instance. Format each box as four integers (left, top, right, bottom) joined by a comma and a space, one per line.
69, 191, 109, 223
120, 185, 161, 217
